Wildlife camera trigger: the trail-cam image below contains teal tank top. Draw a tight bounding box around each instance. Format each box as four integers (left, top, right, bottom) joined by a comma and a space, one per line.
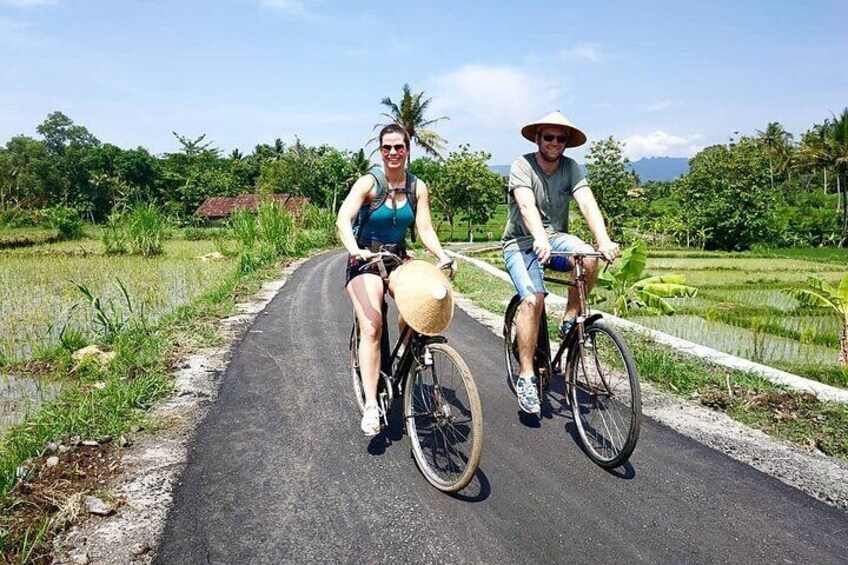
360, 199, 414, 244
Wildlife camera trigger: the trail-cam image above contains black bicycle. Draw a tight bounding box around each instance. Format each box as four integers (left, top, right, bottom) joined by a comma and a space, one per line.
503, 251, 641, 469
349, 250, 483, 492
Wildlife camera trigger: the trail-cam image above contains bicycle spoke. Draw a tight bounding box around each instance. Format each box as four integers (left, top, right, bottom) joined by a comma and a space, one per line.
570, 323, 641, 468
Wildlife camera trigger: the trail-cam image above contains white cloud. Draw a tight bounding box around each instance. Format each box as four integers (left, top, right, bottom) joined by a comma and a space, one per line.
645, 100, 683, 112
559, 43, 606, 62
622, 130, 702, 160
428, 65, 562, 129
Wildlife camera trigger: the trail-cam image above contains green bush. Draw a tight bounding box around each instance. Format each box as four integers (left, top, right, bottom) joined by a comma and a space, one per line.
183, 227, 224, 241
46, 205, 84, 241
0, 206, 37, 228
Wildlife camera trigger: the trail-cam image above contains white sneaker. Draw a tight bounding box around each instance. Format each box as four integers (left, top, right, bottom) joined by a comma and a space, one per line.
361, 404, 381, 436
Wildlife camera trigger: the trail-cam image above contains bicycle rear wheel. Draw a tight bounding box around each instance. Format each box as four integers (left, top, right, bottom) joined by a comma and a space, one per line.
568, 322, 641, 468
350, 322, 367, 414
504, 295, 552, 396
404, 342, 483, 492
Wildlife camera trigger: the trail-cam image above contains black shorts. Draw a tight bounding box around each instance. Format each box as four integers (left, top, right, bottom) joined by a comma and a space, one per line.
344, 243, 409, 287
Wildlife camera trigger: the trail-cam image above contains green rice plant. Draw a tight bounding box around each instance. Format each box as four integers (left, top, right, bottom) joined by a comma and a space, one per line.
73, 278, 145, 342
788, 273, 848, 367
597, 241, 698, 316
125, 203, 169, 257
101, 212, 127, 254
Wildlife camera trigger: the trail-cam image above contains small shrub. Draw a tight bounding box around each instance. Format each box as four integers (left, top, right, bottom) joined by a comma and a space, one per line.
46, 205, 84, 241
183, 227, 224, 241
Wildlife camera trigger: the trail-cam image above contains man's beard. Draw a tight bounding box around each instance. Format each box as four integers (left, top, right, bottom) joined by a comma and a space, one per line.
538, 149, 561, 163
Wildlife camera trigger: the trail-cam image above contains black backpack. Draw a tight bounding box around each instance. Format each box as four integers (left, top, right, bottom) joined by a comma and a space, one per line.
352, 169, 418, 247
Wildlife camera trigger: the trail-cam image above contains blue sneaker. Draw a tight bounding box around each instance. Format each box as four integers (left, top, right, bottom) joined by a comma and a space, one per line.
558, 316, 577, 339
516, 376, 541, 415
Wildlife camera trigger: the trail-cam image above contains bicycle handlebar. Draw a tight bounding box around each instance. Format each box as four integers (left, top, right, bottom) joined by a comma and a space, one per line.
358, 248, 456, 277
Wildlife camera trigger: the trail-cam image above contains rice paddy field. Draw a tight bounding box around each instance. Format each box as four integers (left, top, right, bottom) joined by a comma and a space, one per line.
1, 236, 236, 363
470, 246, 848, 388
0, 231, 237, 431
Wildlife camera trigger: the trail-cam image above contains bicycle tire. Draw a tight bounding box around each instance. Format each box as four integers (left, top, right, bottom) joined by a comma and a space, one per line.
568, 322, 641, 468
404, 342, 483, 492
350, 322, 367, 414
503, 295, 522, 395
504, 294, 553, 397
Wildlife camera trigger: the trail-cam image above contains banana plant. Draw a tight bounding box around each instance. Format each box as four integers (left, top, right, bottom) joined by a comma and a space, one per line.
596, 241, 698, 316
789, 273, 848, 367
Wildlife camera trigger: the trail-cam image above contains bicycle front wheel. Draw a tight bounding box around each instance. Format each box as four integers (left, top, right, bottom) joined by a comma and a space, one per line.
568, 322, 641, 468
404, 343, 483, 493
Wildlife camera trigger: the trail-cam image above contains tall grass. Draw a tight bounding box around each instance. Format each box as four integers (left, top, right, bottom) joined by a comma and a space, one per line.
101, 203, 170, 256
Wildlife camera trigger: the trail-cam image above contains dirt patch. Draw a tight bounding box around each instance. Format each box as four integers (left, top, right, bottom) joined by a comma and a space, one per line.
1, 441, 122, 564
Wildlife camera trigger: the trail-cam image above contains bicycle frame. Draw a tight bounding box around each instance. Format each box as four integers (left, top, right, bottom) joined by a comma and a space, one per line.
547, 252, 603, 375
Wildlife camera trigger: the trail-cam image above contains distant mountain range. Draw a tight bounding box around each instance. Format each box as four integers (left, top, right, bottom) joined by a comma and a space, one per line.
489, 157, 689, 183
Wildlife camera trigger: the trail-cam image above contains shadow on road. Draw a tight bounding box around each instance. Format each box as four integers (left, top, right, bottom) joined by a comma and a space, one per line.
449, 466, 491, 503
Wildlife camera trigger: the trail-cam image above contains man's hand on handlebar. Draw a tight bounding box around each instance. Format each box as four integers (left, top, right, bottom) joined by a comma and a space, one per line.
533, 237, 552, 264
597, 240, 620, 263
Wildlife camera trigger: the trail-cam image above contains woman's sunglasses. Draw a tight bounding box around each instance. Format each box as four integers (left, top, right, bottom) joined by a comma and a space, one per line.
380, 144, 407, 153
541, 133, 569, 144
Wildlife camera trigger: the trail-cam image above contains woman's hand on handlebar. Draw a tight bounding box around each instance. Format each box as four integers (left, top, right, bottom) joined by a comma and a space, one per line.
353, 249, 375, 262
437, 257, 457, 280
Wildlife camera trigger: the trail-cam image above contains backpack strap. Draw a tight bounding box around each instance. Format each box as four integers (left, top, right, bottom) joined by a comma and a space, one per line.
353, 170, 418, 247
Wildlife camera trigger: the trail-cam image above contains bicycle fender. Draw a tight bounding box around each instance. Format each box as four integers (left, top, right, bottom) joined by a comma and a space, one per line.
422, 336, 448, 345
583, 313, 604, 326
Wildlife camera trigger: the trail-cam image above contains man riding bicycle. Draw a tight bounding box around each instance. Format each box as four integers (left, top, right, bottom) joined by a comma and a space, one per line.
502, 111, 620, 416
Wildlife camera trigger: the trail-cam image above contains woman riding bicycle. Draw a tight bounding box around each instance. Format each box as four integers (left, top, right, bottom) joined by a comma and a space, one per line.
336, 123, 456, 436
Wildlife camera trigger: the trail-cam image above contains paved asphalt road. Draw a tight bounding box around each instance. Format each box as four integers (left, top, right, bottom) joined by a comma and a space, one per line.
155, 251, 848, 564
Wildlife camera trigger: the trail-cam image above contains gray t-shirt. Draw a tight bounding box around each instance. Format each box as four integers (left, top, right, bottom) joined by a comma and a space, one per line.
502, 153, 588, 251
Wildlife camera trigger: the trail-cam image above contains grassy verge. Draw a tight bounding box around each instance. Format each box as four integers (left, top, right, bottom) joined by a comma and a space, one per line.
0, 203, 337, 562
0, 255, 291, 562
450, 260, 848, 461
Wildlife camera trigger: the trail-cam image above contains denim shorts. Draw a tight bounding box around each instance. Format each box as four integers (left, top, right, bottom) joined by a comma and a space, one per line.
503, 232, 586, 301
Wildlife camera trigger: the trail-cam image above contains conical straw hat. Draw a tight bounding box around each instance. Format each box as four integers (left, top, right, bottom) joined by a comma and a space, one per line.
393, 260, 455, 336
520, 110, 587, 148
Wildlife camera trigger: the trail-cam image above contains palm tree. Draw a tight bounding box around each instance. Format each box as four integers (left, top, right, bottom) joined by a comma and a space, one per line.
335, 148, 375, 213
230, 148, 244, 161
757, 122, 793, 190
373, 83, 449, 163
795, 122, 832, 194
827, 108, 848, 246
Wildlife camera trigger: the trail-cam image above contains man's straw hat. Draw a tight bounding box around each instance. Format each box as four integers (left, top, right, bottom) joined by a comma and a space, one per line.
521, 110, 587, 148
393, 260, 454, 336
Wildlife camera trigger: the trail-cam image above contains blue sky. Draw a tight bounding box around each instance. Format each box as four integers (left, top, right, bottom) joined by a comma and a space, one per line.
1, 0, 846, 165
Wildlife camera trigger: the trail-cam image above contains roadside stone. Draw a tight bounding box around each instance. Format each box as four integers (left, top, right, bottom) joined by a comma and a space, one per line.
71, 345, 117, 367
59, 444, 69, 454
131, 542, 151, 556
46, 456, 60, 467
85, 496, 114, 516
118, 435, 132, 448
69, 551, 90, 565
81, 440, 100, 447
98, 435, 113, 444
44, 441, 59, 454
